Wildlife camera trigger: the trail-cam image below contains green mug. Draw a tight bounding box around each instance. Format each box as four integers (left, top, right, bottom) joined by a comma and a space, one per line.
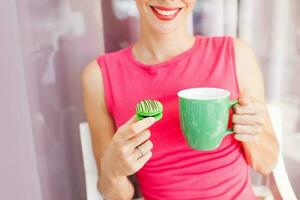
177, 87, 238, 151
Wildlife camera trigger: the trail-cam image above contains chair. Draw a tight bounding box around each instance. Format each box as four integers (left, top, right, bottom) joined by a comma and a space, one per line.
79, 123, 103, 200
79, 104, 297, 200
264, 104, 297, 200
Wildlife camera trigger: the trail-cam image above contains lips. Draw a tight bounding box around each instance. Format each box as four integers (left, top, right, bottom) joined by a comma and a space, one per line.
149, 5, 182, 21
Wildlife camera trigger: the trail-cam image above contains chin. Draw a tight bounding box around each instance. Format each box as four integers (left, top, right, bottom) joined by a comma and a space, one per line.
150, 22, 183, 34
146, 12, 189, 35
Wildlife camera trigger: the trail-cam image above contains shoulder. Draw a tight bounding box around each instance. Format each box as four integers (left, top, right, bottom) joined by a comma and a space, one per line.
81, 58, 102, 83
233, 38, 260, 81
81, 47, 129, 88
233, 38, 265, 100
81, 59, 104, 99
233, 38, 257, 64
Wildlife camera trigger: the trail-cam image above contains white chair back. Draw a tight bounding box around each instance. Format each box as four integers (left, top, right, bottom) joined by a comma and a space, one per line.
267, 104, 297, 200
79, 123, 103, 200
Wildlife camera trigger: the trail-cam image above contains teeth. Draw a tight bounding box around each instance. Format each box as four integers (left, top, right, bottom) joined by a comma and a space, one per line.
154, 8, 179, 16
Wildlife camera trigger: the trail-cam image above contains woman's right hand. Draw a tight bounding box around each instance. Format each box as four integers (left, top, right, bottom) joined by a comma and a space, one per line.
100, 114, 156, 180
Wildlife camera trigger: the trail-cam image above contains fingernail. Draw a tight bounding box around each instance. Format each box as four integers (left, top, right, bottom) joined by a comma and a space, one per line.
240, 98, 250, 105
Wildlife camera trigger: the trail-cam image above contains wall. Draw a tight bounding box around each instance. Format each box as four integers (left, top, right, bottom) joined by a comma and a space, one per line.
0, 0, 104, 199
0, 0, 42, 199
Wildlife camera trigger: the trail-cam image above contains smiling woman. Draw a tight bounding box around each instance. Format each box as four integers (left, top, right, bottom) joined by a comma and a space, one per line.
82, 0, 279, 199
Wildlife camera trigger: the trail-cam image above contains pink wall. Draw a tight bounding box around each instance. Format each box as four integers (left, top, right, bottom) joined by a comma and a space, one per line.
1, 0, 104, 199
101, 1, 139, 52
0, 1, 42, 199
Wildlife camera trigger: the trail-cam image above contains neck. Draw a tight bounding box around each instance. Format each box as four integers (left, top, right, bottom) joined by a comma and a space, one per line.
132, 21, 196, 65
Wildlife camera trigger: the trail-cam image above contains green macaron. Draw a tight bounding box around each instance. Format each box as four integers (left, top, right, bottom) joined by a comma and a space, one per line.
136, 99, 163, 121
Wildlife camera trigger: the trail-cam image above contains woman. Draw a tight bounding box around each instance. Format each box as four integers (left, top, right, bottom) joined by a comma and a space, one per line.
81, 0, 279, 199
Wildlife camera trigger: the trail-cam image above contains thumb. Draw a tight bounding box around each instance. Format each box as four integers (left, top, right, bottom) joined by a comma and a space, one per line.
239, 96, 251, 106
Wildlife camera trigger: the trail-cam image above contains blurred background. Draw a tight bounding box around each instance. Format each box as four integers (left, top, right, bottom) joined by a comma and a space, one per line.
0, 0, 299, 199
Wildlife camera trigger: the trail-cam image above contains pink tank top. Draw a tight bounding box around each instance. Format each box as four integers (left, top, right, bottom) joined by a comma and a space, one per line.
97, 35, 256, 200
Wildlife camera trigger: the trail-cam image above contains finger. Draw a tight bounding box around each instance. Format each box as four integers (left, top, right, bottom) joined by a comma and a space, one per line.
117, 114, 139, 141
124, 117, 156, 139
133, 140, 153, 160
232, 114, 264, 126
233, 104, 264, 115
234, 134, 259, 142
233, 124, 263, 135
136, 151, 153, 166
129, 129, 151, 148
127, 151, 152, 173
123, 114, 138, 126
128, 151, 153, 173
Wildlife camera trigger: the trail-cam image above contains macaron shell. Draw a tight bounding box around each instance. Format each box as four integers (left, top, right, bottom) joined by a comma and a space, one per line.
136, 100, 163, 116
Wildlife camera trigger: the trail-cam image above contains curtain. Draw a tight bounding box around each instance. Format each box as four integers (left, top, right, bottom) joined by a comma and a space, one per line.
194, 0, 300, 196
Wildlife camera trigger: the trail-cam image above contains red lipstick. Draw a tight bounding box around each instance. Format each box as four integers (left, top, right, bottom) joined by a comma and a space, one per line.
150, 5, 182, 21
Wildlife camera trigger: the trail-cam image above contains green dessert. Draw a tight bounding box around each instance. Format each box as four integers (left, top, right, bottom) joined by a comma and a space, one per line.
136, 99, 163, 121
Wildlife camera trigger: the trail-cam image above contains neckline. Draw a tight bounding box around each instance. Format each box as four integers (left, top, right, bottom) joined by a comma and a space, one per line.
126, 35, 201, 71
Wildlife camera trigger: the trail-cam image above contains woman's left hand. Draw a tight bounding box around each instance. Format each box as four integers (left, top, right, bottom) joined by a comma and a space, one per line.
232, 96, 266, 142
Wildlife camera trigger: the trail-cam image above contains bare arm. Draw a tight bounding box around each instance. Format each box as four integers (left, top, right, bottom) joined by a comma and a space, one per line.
233, 39, 279, 175
81, 60, 134, 200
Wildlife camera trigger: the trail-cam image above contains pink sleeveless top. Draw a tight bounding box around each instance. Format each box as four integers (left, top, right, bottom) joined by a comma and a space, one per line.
97, 35, 256, 200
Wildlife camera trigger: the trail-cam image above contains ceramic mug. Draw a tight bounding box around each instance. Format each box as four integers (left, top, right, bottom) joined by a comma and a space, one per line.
177, 87, 238, 151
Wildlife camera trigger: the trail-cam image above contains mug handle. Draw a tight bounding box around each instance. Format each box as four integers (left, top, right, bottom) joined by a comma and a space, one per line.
224, 99, 239, 136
